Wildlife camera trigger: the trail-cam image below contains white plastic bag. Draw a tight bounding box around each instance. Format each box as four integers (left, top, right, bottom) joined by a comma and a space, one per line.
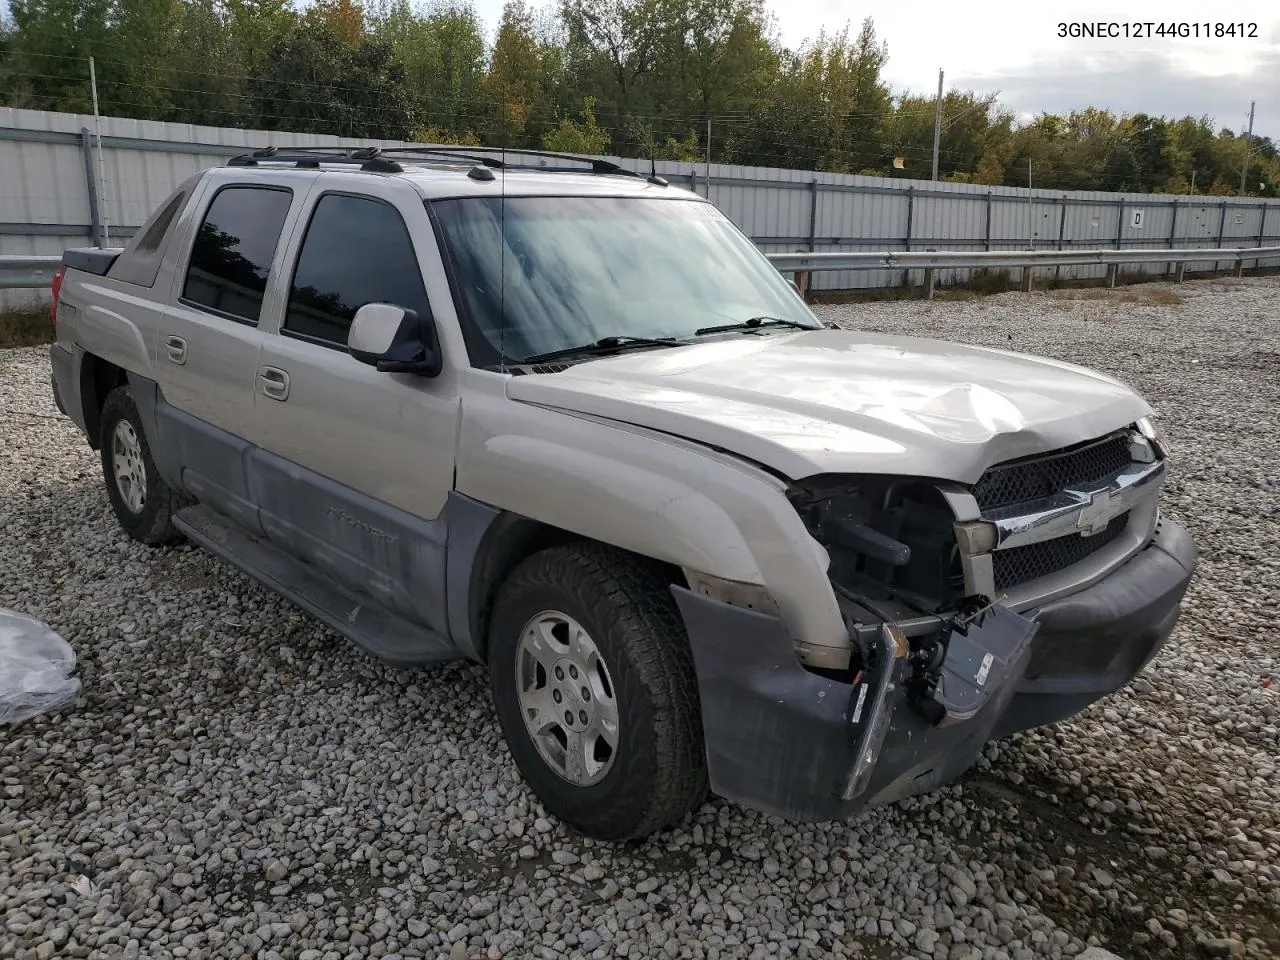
0, 607, 81, 724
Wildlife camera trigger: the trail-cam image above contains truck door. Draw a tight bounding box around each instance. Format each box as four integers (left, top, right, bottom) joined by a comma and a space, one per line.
241, 175, 461, 637
154, 173, 303, 530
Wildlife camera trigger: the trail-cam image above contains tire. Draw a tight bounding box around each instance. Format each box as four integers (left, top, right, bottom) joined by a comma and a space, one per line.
488, 542, 708, 841
99, 385, 187, 546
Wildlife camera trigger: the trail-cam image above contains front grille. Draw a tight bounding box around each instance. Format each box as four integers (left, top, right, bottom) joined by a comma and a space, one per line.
993, 514, 1129, 591
974, 433, 1133, 512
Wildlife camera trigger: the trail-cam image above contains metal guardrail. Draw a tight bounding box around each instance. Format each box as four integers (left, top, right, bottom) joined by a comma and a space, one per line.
4, 245, 1279, 292
0, 255, 61, 290
766, 245, 1280, 273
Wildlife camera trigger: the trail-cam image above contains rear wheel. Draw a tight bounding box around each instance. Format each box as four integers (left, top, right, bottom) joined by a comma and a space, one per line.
99, 385, 186, 546
488, 543, 708, 841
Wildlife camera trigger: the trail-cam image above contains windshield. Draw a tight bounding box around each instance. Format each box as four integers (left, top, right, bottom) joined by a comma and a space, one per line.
430, 195, 821, 365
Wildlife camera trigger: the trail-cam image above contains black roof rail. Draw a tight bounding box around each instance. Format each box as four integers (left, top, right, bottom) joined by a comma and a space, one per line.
224, 144, 668, 184
378, 145, 630, 174
381, 146, 666, 182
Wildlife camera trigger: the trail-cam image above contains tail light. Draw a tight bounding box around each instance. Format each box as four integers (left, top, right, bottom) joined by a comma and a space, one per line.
50, 265, 66, 334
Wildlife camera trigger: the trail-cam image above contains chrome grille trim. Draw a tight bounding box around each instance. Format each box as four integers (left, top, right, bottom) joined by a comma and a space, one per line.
993, 513, 1130, 592
943, 427, 1166, 609
992, 459, 1164, 550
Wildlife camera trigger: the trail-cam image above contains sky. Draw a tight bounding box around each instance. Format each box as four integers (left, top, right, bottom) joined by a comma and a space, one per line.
2, 0, 1276, 139
744, 0, 1280, 139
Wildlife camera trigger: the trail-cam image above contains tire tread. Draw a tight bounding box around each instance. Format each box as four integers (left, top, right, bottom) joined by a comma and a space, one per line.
490, 542, 708, 840
100, 385, 188, 546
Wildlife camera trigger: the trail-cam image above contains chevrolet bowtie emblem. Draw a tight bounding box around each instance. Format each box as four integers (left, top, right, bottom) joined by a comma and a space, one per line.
1077, 488, 1117, 536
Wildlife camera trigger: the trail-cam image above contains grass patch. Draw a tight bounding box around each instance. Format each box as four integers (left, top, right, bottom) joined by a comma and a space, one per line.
967, 268, 1016, 295
1047, 287, 1186, 307
0, 309, 52, 348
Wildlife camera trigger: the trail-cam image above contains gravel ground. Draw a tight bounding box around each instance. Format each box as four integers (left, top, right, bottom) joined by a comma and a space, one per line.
2, 276, 1278, 960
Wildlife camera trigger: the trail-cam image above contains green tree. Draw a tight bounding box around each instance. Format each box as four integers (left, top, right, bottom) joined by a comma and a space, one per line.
543, 95, 610, 153
728, 18, 891, 172
1, 0, 113, 111
246, 18, 418, 137
485, 0, 547, 139
366, 0, 487, 136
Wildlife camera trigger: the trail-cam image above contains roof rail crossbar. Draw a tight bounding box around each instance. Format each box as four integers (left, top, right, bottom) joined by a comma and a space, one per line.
227, 147, 404, 173
373, 147, 506, 169
384, 145, 643, 179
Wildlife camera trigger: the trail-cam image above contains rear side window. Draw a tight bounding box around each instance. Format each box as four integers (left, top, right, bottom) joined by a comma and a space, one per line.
107, 175, 198, 288
284, 193, 429, 346
181, 185, 292, 324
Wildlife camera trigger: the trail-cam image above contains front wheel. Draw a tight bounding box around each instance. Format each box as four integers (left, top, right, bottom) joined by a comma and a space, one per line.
488, 543, 708, 841
99, 385, 187, 546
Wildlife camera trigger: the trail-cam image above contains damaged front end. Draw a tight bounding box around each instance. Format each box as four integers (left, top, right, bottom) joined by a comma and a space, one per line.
786, 475, 1040, 796
671, 579, 1040, 820
673, 432, 1196, 821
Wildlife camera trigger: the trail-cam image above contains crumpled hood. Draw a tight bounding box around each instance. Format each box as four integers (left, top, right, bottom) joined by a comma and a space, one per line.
506, 329, 1151, 483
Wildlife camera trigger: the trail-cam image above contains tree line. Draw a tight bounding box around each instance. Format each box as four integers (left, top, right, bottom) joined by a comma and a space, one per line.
2, 0, 1276, 196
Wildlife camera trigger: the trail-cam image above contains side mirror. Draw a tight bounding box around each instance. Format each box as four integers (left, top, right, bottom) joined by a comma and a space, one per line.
348, 303, 441, 376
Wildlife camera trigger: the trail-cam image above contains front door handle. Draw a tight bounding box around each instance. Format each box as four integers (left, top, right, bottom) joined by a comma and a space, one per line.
164, 335, 187, 365
259, 365, 290, 401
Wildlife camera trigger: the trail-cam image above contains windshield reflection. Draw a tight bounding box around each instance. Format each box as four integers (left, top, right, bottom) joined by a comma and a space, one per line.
430, 195, 820, 364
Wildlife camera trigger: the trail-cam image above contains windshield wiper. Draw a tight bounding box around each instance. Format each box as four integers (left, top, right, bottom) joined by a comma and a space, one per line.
517, 335, 681, 365
694, 315, 817, 336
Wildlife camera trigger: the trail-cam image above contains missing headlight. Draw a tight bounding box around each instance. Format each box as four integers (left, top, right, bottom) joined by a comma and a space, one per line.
787, 475, 966, 617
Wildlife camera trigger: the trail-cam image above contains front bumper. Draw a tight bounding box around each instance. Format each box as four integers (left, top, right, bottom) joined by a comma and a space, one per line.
672, 518, 1197, 822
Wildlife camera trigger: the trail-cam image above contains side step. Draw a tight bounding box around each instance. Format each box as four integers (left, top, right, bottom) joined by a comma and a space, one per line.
173, 504, 458, 666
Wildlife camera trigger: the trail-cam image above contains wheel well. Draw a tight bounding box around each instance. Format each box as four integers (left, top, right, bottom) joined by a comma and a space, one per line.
80, 354, 128, 450
469, 515, 687, 664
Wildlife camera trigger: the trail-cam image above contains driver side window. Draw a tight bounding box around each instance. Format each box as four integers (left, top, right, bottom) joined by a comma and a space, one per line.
284, 193, 431, 347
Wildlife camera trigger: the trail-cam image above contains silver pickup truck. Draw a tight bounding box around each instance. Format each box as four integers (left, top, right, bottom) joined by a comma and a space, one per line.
48, 146, 1197, 841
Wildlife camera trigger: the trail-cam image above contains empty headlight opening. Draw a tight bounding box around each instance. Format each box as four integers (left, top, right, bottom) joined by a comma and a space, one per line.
788, 475, 966, 680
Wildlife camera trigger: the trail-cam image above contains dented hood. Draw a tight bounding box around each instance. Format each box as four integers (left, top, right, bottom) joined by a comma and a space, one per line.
506, 329, 1152, 483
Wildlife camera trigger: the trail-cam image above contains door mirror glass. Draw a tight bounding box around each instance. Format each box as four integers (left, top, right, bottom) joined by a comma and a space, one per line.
348, 303, 441, 376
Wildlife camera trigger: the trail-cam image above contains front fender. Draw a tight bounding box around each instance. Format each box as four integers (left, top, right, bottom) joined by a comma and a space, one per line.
457, 386, 852, 665
478, 433, 760, 582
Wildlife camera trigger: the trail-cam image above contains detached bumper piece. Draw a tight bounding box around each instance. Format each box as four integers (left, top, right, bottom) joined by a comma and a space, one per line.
672, 518, 1197, 823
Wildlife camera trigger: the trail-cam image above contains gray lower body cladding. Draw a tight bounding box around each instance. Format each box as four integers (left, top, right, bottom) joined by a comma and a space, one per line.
49, 342, 83, 431
672, 518, 1198, 822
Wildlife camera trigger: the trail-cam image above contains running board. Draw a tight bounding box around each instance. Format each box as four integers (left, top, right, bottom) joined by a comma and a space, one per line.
173, 504, 457, 666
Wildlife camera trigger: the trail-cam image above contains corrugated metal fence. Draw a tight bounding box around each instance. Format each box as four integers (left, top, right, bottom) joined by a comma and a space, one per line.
3, 105, 1279, 309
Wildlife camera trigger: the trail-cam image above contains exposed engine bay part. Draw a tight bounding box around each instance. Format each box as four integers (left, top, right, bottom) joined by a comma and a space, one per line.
837, 595, 1039, 793
787, 475, 965, 617
905, 600, 1039, 727
840, 623, 910, 800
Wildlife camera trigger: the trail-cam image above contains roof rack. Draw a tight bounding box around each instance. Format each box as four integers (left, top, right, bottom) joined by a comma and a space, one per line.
225, 144, 668, 185
376, 146, 624, 175
226, 145, 408, 172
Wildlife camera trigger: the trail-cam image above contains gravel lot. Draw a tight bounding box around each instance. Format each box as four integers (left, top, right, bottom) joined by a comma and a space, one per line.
2, 276, 1278, 960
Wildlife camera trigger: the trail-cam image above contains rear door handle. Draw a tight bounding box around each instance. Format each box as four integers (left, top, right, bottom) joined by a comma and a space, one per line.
164, 335, 187, 365
259, 365, 290, 401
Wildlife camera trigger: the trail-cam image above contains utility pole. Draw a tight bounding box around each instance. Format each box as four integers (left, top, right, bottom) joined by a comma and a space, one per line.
931, 68, 944, 181
1239, 100, 1255, 196
89, 56, 109, 245
705, 117, 712, 194
1027, 157, 1033, 249
1190, 169, 1196, 194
